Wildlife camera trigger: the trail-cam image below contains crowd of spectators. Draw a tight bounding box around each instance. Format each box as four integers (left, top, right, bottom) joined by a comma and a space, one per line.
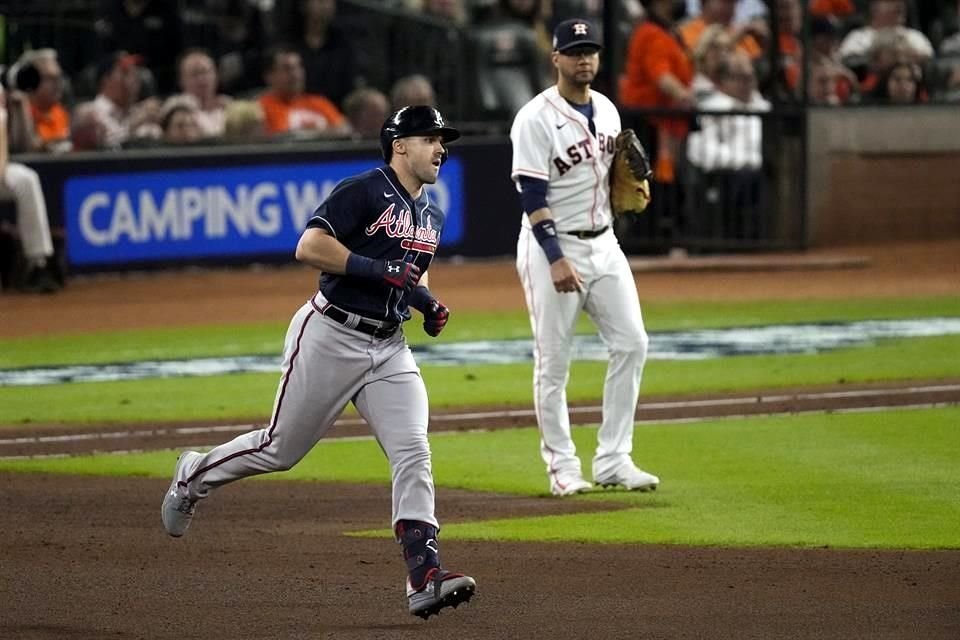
2, 0, 957, 186
3, 0, 957, 158
623, 0, 959, 112
1, 0, 957, 293
614, 0, 960, 242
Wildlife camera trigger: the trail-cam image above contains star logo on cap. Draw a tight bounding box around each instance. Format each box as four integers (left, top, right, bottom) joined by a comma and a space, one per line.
573, 23, 588, 35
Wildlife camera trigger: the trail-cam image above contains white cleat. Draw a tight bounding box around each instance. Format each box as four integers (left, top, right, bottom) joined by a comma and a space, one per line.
161, 451, 202, 537
550, 472, 593, 497
595, 465, 660, 492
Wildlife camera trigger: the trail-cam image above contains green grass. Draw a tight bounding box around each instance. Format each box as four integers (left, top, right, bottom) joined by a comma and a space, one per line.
3, 296, 958, 552
3, 407, 957, 549
2, 334, 958, 426
4, 297, 959, 369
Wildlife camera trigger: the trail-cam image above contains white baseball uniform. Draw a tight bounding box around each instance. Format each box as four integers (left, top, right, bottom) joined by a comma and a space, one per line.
510, 85, 650, 488
0, 162, 54, 263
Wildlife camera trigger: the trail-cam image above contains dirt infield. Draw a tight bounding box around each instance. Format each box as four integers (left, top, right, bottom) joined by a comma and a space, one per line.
1, 240, 959, 638
3, 239, 960, 338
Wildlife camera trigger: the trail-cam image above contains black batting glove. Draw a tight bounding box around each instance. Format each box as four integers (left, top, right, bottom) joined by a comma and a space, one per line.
378, 259, 421, 291
408, 286, 450, 337
422, 300, 450, 337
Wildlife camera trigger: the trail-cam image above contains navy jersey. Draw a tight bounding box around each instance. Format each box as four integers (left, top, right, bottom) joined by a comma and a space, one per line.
306, 165, 445, 322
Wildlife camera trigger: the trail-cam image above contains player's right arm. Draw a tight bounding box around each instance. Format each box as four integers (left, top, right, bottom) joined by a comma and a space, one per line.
511, 109, 583, 293
296, 227, 421, 291
295, 227, 350, 272
524, 203, 583, 294
298, 176, 421, 290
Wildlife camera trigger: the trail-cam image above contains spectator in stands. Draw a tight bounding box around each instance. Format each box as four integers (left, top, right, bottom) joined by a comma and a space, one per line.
491, 0, 554, 82
809, 0, 855, 20
96, 0, 183, 95
839, 0, 934, 76
685, 52, 770, 240
916, 0, 958, 50
342, 87, 390, 138
685, 0, 769, 25
620, 0, 695, 183
408, 0, 469, 26
15, 49, 71, 153
282, 0, 362, 109
1, 75, 40, 154
938, 20, 960, 101
691, 25, 735, 100
859, 28, 915, 93
87, 51, 163, 148
204, 0, 272, 96
693, 49, 770, 113
173, 49, 232, 139
160, 98, 205, 145
775, 0, 804, 98
70, 101, 111, 151
390, 74, 438, 109
679, 0, 768, 60
222, 99, 268, 142
470, 5, 549, 119
0, 83, 61, 293
810, 16, 842, 63
257, 46, 351, 137
941, 17, 960, 57
807, 59, 844, 104
810, 17, 860, 102
869, 60, 927, 102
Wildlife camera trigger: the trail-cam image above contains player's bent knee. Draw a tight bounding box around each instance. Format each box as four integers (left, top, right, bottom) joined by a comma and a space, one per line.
5, 163, 42, 191
268, 441, 312, 471
610, 331, 649, 362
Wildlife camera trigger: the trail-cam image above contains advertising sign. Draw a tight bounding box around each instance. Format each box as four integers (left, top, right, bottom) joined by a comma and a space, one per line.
64, 159, 465, 266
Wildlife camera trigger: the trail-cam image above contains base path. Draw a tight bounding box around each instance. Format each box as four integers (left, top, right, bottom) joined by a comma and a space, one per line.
2, 380, 958, 458
2, 239, 959, 338
1, 473, 957, 640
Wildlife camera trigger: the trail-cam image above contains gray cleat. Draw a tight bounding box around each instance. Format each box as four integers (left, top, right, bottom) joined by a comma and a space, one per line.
407, 569, 477, 619
161, 451, 201, 537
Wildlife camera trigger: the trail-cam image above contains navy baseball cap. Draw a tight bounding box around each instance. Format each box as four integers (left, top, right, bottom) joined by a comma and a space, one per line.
553, 19, 602, 53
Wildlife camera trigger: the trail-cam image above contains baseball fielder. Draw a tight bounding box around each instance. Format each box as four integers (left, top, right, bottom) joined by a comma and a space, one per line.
510, 19, 660, 496
162, 106, 476, 619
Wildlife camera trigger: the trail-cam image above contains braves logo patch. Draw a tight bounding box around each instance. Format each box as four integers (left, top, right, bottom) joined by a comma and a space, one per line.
365, 203, 439, 254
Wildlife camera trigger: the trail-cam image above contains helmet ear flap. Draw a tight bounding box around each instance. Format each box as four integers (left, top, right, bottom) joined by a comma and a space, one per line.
381, 137, 402, 163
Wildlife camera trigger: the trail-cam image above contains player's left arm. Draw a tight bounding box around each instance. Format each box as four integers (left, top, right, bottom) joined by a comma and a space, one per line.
512, 113, 583, 293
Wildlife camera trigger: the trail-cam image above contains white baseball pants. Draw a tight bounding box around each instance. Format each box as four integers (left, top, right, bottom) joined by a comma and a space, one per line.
0, 163, 54, 262
516, 226, 649, 482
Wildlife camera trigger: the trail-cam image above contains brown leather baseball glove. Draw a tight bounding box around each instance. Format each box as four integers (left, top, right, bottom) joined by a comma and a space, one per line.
610, 128, 653, 215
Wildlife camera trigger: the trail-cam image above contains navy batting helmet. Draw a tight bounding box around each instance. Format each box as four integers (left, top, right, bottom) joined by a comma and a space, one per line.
379, 105, 460, 163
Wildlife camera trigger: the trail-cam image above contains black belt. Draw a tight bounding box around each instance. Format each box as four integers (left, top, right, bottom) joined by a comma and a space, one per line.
564, 226, 609, 239
320, 304, 399, 339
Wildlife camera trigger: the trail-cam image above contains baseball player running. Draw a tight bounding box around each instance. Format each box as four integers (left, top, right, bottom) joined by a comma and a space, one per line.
510, 19, 660, 496
161, 106, 476, 619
